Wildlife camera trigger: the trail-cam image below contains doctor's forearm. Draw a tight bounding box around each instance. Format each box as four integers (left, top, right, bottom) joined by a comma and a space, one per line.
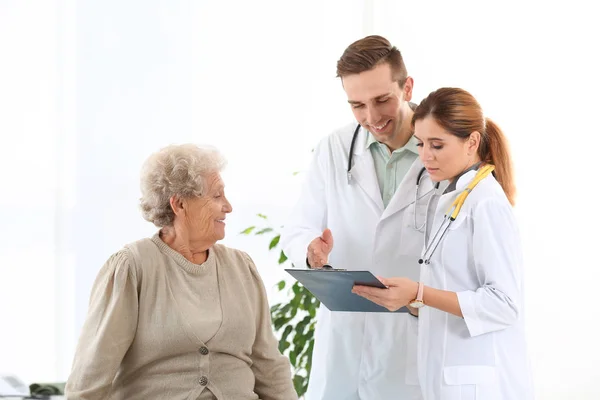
423, 286, 463, 318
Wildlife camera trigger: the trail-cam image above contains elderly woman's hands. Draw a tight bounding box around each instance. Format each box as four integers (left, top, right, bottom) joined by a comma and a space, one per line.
352, 277, 419, 312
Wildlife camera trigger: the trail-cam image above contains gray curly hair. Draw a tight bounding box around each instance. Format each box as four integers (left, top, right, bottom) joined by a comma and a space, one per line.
139, 144, 227, 227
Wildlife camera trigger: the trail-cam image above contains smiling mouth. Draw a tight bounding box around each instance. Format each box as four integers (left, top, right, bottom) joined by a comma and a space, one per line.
370, 120, 390, 132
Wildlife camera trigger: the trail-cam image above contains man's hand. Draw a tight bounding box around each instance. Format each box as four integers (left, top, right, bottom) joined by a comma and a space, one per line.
307, 229, 334, 268
352, 277, 419, 312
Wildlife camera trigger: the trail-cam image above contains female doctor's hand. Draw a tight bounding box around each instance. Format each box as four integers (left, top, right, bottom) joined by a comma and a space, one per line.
352, 277, 418, 312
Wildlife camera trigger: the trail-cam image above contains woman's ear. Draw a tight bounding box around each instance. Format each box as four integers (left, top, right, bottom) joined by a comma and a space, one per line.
169, 195, 185, 216
467, 131, 481, 156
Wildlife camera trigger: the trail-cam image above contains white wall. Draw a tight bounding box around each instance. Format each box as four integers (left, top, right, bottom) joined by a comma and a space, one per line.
0, 0, 61, 383
1, 1, 599, 398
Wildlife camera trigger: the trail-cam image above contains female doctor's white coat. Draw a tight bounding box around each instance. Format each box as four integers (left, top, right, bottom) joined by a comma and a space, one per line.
281, 123, 433, 400
417, 170, 534, 400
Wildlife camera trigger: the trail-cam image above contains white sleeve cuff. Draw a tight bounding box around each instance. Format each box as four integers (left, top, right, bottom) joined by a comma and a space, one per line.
287, 234, 315, 270
457, 290, 484, 337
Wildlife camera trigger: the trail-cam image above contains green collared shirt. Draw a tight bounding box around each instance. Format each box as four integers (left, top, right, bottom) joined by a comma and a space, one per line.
367, 133, 419, 208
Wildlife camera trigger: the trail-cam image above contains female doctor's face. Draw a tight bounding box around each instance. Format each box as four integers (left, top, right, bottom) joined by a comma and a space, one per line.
413, 116, 481, 182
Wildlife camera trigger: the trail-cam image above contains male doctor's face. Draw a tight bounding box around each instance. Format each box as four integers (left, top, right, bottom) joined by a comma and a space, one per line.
342, 62, 413, 151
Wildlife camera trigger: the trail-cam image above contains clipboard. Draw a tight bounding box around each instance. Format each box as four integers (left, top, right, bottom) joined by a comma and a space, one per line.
285, 268, 409, 313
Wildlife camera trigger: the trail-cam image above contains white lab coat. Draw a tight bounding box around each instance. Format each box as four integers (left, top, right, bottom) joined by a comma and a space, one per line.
417, 170, 534, 400
281, 122, 433, 400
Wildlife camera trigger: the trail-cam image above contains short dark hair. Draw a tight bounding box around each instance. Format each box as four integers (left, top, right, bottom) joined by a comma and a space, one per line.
336, 35, 408, 87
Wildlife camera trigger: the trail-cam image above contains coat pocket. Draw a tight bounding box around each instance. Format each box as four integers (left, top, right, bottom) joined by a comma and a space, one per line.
441, 365, 500, 400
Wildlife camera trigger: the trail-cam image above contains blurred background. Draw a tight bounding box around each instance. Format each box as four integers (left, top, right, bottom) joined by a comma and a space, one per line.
1, 0, 599, 398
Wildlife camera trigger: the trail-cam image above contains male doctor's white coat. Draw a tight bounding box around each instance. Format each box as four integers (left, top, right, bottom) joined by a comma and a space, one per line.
281, 123, 434, 400
416, 170, 534, 400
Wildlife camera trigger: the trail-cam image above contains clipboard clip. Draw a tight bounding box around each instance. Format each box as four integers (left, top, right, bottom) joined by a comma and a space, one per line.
321, 264, 346, 271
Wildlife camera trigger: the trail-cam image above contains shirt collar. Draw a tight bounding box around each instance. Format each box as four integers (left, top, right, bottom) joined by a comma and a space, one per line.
365, 132, 420, 155
365, 131, 378, 149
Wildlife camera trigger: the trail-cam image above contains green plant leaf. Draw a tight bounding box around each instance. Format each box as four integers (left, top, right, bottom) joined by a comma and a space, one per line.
273, 315, 292, 330
292, 283, 300, 295
281, 324, 293, 341
269, 235, 280, 250
305, 340, 314, 375
303, 292, 313, 309
278, 251, 288, 264
293, 374, 304, 395
240, 226, 255, 235
257, 213, 268, 219
305, 327, 314, 341
255, 227, 273, 235
291, 294, 301, 308
293, 336, 307, 356
270, 303, 281, 313
278, 325, 293, 352
277, 280, 286, 291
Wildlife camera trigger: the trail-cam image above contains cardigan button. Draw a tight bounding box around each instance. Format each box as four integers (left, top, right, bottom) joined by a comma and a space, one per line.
199, 376, 208, 386
199, 346, 209, 355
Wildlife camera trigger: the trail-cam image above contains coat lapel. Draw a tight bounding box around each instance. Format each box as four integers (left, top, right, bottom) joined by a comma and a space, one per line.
380, 159, 432, 221
348, 127, 384, 213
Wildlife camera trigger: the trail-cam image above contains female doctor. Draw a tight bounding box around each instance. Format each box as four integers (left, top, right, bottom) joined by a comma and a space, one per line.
353, 87, 533, 400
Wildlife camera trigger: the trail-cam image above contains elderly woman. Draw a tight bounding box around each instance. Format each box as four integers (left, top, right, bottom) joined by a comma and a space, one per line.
65, 144, 297, 400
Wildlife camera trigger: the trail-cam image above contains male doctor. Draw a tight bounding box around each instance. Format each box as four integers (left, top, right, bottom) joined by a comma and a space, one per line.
281, 35, 437, 399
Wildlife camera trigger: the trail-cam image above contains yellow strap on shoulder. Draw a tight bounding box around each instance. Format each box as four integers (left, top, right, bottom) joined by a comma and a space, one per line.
447, 164, 495, 220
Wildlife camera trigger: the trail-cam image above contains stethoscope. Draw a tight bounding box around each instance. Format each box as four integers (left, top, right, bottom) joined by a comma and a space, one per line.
346, 124, 362, 184
346, 124, 440, 230
418, 164, 496, 265
413, 167, 440, 231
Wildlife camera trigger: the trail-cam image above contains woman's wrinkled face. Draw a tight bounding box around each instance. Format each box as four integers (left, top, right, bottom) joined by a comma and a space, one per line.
181, 172, 232, 243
